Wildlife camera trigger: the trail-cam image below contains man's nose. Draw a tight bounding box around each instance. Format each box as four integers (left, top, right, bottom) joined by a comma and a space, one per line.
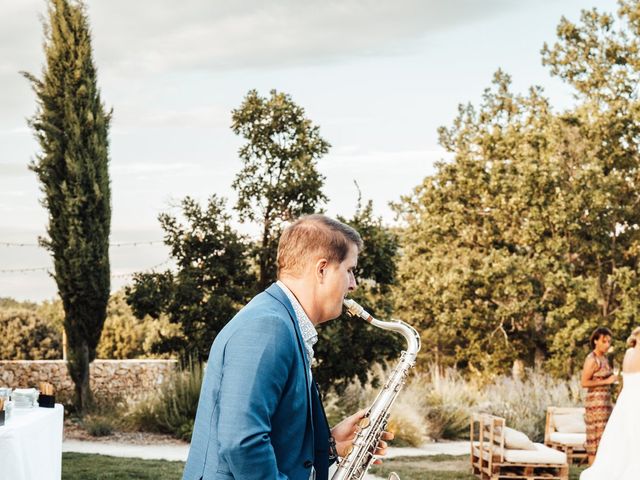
348, 274, 357, 291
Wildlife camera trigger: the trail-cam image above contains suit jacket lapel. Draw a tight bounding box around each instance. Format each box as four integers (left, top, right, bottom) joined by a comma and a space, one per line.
265, 283, 312, 392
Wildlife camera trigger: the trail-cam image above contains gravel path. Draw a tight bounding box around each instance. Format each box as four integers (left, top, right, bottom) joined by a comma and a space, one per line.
63, 439, 469, 461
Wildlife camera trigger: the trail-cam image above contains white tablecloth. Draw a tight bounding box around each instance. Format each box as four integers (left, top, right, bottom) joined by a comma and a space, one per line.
0, 404, 64, 480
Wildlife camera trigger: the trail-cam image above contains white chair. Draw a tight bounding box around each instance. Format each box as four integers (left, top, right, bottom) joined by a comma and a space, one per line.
544, 406, 587, 465
471, 413, 569, 480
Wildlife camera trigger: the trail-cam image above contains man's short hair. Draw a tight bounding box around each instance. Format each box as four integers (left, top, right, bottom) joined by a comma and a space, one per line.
277, 214, 363, 277
590, 326, 613, 350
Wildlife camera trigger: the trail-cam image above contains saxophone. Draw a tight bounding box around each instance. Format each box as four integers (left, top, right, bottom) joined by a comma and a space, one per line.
331, 299, 421, 480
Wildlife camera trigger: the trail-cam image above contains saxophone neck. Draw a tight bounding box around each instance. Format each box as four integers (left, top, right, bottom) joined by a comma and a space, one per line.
343, 298, 421, 355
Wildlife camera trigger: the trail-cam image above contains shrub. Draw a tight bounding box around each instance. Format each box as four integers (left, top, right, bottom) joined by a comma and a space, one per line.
417, 367, 584, 442
482, 370, 584, 442
324, 364, 428, 447
0, 292, 179, 361
420, 368, 478, 440
84, 415, 114, 437
0, 308, 62, 359
325, 363, 585, 445
126, 361, 202, 441
97, 291, 180, 359
323, 365, 380, 427
387, 399, 428, 447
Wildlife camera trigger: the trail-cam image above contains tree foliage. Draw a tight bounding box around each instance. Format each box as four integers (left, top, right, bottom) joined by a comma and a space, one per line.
96, 292, 179, 359
125, 196, 253, 360
231, 89, 330, 290
0, 308, 62, 360
23, 0, 111, 410
395, 1, 640, 376
0, 293, 176, 361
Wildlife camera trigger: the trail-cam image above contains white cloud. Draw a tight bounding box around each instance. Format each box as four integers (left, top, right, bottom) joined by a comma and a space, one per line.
0, 0, 552, 130
85, 0, 522, 75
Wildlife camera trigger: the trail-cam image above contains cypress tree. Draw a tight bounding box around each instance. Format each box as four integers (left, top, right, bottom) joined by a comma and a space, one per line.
23, 0, 111, 411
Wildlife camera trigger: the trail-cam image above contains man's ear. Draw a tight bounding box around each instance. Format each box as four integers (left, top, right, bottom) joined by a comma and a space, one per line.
315, 258, 329, 282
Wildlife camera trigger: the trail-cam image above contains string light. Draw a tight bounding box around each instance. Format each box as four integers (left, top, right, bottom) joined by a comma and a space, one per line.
108, 240, 165, 247
0, 242, 40, 247
0, 266, 50, 274
0, 240, 165, 248
0, 260, 171, 277
0, 240, 169, 277
111, 259, 172, 279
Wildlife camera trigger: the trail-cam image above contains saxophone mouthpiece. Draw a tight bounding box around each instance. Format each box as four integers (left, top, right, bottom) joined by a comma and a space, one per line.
343, 298, 372, 322
343, 298, 360, 316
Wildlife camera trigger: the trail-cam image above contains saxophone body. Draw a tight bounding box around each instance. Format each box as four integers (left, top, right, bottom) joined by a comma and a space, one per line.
331, 299, 421, 480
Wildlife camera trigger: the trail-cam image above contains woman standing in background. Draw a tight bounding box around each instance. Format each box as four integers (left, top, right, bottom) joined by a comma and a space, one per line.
581, 327, 617, 466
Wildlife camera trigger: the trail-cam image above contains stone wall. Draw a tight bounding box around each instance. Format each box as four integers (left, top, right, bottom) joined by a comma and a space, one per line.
0, 359, 178, 401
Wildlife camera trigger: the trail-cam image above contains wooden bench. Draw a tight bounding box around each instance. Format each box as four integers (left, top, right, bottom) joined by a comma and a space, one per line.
470, 413, 569, 480
544, 406, 587, 465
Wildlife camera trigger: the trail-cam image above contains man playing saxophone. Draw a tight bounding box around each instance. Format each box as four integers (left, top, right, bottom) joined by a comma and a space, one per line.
183, 214, 393, 480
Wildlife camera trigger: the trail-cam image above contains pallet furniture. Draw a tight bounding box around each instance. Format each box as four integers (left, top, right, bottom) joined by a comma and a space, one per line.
544, 406, 587, 465
470, 413, 569, 480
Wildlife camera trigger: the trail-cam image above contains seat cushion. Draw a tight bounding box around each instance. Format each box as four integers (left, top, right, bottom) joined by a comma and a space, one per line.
504, 443, 567, 464
553, 413, 586, 433
503, 427, 536, 450
549, 432, 586, 448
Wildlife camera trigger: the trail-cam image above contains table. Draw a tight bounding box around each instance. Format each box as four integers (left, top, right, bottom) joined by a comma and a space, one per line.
0, 404, 64, 480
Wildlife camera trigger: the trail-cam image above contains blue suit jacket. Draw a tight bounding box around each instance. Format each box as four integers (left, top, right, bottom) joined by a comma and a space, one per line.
183, 283, 330, 480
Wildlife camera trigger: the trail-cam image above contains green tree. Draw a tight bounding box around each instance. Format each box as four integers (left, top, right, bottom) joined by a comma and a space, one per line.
125, 196, 253, 360
540, 1, 640, 371
314, 197, 402, 392
231, 89, 330, 290
23, 0, 111, 410
395, 1, 640, 377
395, 72, 574, 374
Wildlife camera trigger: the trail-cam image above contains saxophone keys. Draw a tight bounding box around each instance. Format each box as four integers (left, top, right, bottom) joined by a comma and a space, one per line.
358, 416, 371, 429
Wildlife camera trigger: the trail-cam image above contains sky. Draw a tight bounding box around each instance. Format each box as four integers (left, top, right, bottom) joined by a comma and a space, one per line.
0, 0, 620, 301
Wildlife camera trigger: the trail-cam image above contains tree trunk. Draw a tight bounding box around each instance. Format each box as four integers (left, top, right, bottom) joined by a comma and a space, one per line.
66, 338, 92, 412
512, 359, 525, 379
534, 313, 546, 369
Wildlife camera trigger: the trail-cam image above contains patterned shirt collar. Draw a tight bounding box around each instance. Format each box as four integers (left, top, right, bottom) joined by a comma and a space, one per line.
277, 280, 318, 365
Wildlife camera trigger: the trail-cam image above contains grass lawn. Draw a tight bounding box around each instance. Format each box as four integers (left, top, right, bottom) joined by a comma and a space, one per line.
370, 454, 477, 480
62, 453, 185, 479
369, 455, 588, 480
62, 453, 588, 480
